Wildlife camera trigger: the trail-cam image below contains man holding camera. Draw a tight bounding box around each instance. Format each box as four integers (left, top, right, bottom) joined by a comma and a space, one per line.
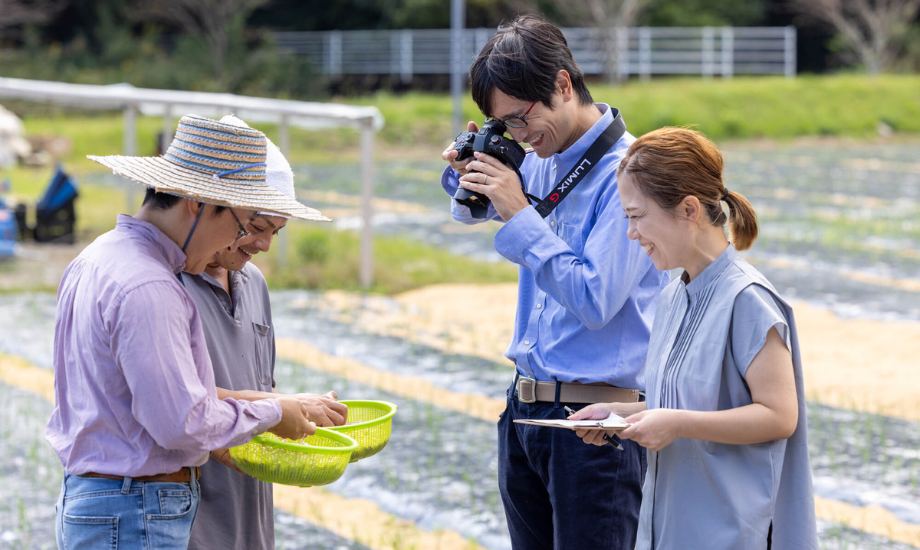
440, 16, 669, 550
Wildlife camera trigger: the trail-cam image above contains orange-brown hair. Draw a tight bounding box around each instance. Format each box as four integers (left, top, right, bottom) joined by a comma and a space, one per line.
617, 127, 758, 251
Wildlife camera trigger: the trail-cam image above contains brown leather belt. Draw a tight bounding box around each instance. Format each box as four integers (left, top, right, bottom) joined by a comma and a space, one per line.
516, 374, 638, 404
82, 466, 201, 483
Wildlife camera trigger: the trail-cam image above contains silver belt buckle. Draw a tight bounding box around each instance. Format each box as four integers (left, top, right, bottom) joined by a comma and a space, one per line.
516, 375, 537, 403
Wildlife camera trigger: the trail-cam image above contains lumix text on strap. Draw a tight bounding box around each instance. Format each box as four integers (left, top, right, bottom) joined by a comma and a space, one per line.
533, 108, 627, 218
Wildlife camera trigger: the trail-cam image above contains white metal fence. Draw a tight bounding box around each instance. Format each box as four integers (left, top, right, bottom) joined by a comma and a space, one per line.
274, 26, 797, 80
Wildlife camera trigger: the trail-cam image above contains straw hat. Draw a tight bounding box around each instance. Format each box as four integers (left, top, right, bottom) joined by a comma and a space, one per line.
217, 115, 302, 220
88, 114, 329, 221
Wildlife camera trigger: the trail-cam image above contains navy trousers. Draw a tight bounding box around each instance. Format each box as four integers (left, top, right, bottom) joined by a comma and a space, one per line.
497, 381, 646, 550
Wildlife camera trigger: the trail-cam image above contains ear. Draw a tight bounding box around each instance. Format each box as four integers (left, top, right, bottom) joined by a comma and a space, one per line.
681, 195, 703, 225
555, 70, 573, 102
185, 198, 204, 219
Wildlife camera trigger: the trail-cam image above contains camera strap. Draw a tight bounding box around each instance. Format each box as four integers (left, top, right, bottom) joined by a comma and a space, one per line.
534, 108, 627, 218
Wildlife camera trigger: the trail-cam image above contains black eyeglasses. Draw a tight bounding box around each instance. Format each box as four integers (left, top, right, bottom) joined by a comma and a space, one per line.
491, 101, 538, 129
227, 208, 251, 241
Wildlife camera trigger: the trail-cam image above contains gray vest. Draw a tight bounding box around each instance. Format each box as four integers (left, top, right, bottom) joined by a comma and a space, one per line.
185, 264, 276, 550
637, 245, 818, 550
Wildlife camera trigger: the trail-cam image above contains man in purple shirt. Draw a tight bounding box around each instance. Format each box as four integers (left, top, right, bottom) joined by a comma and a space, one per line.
46, 114, 328, 550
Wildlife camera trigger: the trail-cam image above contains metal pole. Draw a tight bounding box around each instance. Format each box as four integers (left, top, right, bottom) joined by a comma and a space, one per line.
359, 119, 375, 289
450, 0, 466, 132
124, 104, 137, 213
161, 105, 172, 155
639, 27, 651, 81
277, 115, 290, 268
615, 26, 629, 82
784, 26, 797, 79
701, 27, 715, 79
721, 27, 734, 79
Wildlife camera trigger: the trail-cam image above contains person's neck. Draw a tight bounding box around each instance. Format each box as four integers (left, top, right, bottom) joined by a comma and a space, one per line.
682, 228, 730, 283
558, 103, 602, 153
134, 204, 187, 253
204, 264, 231, 294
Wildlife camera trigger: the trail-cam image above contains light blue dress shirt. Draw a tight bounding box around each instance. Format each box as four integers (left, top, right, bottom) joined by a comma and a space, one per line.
441, 104, 669, 389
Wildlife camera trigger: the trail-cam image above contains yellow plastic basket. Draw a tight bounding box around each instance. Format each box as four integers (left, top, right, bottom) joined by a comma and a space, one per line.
229, 427, 357, 487
328, 400, 397, 462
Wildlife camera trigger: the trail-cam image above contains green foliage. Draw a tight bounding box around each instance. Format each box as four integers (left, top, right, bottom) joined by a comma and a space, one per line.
389, 0, 449, 29
893, 22, 920, 73
640, 0, 766, 27
0, 27, 325, 100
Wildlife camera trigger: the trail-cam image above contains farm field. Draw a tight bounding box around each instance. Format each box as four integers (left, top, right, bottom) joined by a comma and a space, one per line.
1, 137, 919, 549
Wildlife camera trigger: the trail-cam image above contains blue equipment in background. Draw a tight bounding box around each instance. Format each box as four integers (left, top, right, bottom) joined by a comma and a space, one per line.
28, 166, 79, 244
0, 192, 16, 258
2, 167, 80, 252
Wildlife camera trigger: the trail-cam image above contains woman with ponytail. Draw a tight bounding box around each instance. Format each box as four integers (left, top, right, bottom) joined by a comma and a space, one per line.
570, 127, 817, 550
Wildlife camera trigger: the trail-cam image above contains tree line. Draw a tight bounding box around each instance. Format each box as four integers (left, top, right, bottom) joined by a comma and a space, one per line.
0, 0, 917, 97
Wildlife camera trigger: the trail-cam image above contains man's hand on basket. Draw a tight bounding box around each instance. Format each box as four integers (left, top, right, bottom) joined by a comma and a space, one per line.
269, 396, 318, 440
292, 391, 348, 427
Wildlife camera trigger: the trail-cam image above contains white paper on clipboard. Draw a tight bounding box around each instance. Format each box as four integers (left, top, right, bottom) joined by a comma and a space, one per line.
513, 413, 629, 431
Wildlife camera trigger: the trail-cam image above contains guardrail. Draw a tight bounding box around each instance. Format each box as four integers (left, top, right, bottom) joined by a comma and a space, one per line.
274, 26, 796, 81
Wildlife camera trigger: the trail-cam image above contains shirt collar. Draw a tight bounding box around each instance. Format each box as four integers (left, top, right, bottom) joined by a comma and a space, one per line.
116, 214, 187, 274
196, 266, 248, 306
554, 103, 612, 167
197, 266, 248, 289
681, 243, 737, 297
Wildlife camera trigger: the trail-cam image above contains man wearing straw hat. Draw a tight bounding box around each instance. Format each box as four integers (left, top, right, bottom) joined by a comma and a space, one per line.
184, 116, 348, 550
46, 114, 329, 549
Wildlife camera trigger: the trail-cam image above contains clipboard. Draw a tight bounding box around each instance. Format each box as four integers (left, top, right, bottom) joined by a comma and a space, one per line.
513, 413, 629, 431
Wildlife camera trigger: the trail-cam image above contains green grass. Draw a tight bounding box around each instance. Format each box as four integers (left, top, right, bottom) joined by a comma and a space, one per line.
255, 223, 517, 294
353, 74, 920, 144
4, 75, 920, 163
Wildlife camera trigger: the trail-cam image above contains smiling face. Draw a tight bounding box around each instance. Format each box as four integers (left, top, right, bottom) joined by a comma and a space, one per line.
619, 171, 691, 272
488, 77, 584, 158
183, 205, 258, 275
208, 214, 288, 272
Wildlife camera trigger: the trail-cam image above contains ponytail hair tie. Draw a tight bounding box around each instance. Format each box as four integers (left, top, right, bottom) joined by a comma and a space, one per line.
721, 188, 730, 201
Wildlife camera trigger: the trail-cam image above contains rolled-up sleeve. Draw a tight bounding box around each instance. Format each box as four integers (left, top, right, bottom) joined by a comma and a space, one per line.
109, 282, 281, 452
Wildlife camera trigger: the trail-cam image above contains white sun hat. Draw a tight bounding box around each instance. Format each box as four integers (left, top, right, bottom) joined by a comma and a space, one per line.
218, 114, 323, 221
88, 114, 329, 221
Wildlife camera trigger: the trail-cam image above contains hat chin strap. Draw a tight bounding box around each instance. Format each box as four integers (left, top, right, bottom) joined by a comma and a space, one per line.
182, 204, 206, 253
177, 204, 206, 286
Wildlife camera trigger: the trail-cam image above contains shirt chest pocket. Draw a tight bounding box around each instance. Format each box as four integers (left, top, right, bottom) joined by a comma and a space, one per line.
252, 322, 273, 387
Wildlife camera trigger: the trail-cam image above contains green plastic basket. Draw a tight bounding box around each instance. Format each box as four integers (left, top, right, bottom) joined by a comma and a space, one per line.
327, 400, 397, 462
229, 427, 357, 487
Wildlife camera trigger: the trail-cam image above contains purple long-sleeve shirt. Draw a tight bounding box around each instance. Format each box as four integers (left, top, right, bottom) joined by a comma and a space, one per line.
45, 214, 282, 476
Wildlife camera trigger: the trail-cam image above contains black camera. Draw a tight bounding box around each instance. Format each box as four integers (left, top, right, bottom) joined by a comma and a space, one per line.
453, 119, 527, 219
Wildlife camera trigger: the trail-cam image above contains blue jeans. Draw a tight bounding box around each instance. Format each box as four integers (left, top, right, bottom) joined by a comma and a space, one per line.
497, 380, 647, 550
55, 473, 200, 549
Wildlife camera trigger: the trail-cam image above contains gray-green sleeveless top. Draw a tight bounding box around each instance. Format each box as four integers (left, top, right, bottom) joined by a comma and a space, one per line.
636, 245, 817, 550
